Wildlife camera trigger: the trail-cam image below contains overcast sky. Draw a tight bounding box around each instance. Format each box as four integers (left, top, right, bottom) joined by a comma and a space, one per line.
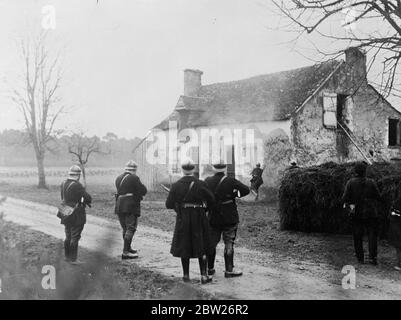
0, 0, 396, 138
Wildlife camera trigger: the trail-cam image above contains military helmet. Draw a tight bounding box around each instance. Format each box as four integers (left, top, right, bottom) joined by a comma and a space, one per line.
125, 160, 138, 172
181, 158, 195, 174
212, 161, 227, 173
68, 165, 82, 176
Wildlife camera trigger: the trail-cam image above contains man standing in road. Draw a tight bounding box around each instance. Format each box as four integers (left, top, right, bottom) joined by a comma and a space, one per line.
115, 160, 147, 260
165, 158, 215, 284
342, 162, 383, 265
205, 162, 250, 278
60, 165, 92, 265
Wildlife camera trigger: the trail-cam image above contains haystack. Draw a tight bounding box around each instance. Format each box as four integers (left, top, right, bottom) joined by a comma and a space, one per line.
279, 161, 401, 235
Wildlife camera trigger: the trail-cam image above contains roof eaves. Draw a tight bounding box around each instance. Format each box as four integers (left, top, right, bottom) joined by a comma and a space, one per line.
367, 83, 401, 116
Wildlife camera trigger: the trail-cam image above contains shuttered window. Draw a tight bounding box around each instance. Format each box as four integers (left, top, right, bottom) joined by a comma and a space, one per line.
323, 93, 337, 128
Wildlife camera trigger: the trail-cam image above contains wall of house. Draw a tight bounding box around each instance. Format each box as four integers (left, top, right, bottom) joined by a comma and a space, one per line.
132, 119, 292, 192
292, 64, 401, 166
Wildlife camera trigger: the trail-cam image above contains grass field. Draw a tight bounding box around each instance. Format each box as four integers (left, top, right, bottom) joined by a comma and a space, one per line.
1, 166, 400, 278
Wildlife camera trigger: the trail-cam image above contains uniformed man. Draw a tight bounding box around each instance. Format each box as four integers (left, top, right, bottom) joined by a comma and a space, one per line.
115, 160, 147, 260
342, 162, 383, 265
205, 162, 250, 278
165, 159, 215, 284
61, 165, 92, 265
250, 163, 264, 201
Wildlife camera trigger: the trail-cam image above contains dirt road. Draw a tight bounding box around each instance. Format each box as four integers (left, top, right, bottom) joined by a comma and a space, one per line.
1, 195, 400, 299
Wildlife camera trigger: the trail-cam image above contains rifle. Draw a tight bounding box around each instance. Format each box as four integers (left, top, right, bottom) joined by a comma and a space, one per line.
160, 183, 170, 193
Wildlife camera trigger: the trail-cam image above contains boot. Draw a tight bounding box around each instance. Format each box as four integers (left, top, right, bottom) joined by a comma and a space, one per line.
199, 256, 212, 284
69, 243, 84, 265
181, 258, 190, 282
207, 250, 216, 276
122, 236, 138, 259
64, 240, 71, 261
395, 248, 401, 271
224, 251, 242, 278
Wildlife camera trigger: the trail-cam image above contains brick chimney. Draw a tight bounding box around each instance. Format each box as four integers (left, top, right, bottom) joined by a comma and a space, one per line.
345, 47, 367, 81
184, 69, 203, 97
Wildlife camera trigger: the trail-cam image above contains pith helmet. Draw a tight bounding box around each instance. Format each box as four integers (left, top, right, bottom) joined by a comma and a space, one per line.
181, 158, 195, 175
125, 160, 138, 172
68, 165, 82, 176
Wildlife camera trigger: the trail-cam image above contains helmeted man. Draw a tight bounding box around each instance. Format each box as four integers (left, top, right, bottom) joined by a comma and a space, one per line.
115, 160, 147, 260
61, 165, 92, 265
205, 162, 250, 278
165, 158, 215, 284
250, 163, 264, 201
342, 162, 384, 265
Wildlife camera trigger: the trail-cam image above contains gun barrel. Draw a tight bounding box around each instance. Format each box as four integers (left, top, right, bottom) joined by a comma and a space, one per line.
160, 184, 170, 192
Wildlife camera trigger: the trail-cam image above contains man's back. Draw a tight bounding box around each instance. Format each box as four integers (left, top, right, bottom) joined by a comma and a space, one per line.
115, 173, 147, 200
205, 173, 250, 201
342, 177, 381, 204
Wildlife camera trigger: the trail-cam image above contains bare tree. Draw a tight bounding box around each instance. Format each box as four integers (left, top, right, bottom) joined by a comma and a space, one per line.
67, 132, 107, 188
272, 0, 401, 97
10, 33, 64, 188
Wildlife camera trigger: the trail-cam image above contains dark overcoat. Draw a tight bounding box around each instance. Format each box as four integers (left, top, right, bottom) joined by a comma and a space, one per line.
60, 179, 92, 225
341, 177, 383, 220
165, 175, 215, 258
205, 172, 250, 228
115, 172, 147, 216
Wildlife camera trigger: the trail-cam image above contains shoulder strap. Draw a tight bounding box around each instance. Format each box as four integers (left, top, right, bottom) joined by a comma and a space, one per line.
62, 180, 76, 201
183, 181, 195, 202
117, 173, 130, 195
214, 175, 227, 196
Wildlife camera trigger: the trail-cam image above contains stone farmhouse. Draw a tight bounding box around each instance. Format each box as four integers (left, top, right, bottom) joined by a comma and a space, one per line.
133, 47, 401, 197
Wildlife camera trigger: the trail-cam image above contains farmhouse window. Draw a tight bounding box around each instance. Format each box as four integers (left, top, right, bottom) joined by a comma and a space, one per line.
388, 118, 401, 147
322, 93, 337, 128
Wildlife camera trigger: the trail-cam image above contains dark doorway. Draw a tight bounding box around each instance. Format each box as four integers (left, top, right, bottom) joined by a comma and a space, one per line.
337, 94, 348, 126
336, 94, 350, 159
226, 144, 235, 178
389, 118, 401, 146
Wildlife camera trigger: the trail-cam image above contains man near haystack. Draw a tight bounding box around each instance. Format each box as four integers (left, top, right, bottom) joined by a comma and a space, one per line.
115, 160, 147, 260
342, 162, 383, 265
205, 162, 250, 278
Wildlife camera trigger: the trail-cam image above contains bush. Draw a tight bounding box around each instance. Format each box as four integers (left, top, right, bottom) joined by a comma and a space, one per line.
279, 161, 401, 235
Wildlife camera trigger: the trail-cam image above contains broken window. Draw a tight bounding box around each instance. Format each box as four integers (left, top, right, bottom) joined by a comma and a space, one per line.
323, 93, 337, 128
389, 118, 401, 147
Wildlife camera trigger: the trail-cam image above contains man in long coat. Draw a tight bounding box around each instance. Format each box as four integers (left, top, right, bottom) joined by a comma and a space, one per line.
165, 159, 215, 284
115, 160, 147, 260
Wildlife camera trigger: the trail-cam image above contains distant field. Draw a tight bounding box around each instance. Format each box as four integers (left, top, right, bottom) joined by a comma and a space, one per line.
0, 166, 121, 188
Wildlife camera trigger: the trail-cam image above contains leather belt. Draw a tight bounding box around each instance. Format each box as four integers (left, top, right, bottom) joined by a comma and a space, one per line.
182, 203, 204, 208
221, 200, 234, 205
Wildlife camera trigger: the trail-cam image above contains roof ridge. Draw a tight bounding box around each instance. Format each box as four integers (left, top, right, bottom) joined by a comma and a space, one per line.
200, 59, 342, 89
